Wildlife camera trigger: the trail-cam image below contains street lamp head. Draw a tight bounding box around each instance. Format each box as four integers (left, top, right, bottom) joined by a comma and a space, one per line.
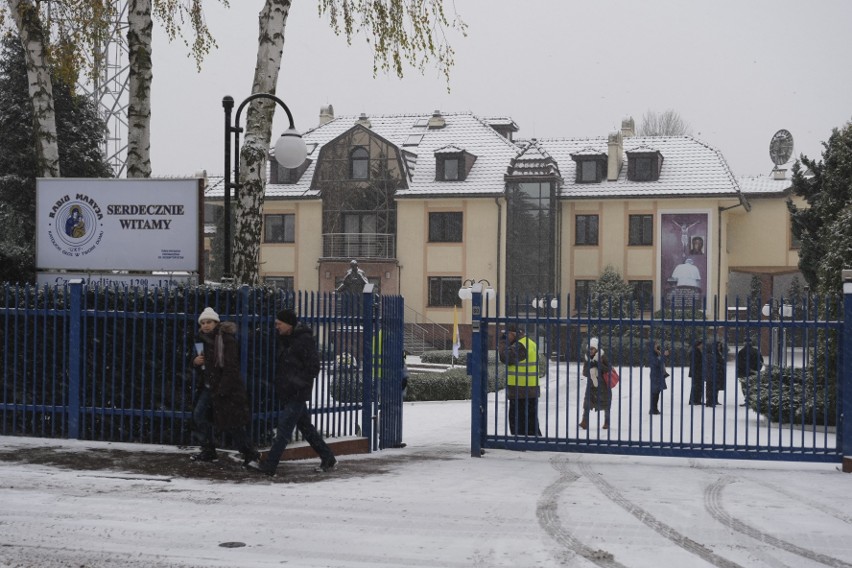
274, 127, 308, 168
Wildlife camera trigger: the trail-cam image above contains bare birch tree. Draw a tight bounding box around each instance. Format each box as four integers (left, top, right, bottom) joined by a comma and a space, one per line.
127, 0, 153, 177
6, 0, 60, 177
2, 0, 224, 179
637, 109, 692, 137
232, 0, 465, 284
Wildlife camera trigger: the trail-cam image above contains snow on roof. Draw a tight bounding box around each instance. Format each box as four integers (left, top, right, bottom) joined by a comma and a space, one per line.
737, 174, 793, 195
206, 114, 742, 201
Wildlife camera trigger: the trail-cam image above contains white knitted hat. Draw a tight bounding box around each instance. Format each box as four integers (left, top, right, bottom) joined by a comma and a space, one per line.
198, 307, 220, 324
589, 337, 599, 349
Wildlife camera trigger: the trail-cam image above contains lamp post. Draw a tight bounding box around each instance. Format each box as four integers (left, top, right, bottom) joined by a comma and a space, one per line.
762, 299, 793, 366
458, 278, 495, 301
222, 93, 308, 281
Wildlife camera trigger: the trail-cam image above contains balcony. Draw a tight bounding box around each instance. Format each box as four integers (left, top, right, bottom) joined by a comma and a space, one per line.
322, 233, 396, 260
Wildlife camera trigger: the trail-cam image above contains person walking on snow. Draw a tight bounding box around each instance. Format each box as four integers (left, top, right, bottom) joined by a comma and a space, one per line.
251, 309, 336, 477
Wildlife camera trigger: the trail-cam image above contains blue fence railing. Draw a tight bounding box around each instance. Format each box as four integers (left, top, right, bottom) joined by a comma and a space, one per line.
0, 282, 404, 452
470, 292, 848, 465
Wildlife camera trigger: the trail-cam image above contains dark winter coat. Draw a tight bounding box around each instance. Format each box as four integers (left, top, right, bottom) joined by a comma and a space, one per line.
689, 344, 704, 382
648, 344, 668, 395
275, 324, 320, 403
703, 341, 727, 392
196, 322, 251, 430
736, 343, 763, 378
582, 350, 612, 411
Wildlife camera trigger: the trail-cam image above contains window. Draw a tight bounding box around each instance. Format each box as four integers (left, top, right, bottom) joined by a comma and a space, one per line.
575, 215, 599, 245
628, 214, 653, 245
626, 150, 662, 182
263, 214, 295, 243
404, 134, 424, 146
580, 160, 598, 182
505, 181, 556, 301
428, 212, 463, 242
629, 280, 654, 310
343, 213, 379, 256
570, 153, 606, 184
428, 276, 462, 307
575, 280, 594, 313
272, 159, 311, 184
265, 276, 294, 290
438, 156, 460, 181
350, 146, 369, 180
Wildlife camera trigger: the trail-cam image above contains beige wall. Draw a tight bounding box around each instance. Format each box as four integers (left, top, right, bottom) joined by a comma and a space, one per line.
397, 198, 501, 322
260, 200, 323, 290
247, 192, 800, 326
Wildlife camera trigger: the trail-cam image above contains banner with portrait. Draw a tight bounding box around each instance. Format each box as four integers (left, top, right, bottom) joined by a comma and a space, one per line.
660, 212, 709, 307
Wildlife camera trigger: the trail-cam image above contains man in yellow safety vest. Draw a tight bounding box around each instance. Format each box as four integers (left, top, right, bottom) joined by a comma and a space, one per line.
498, 324, 541, 436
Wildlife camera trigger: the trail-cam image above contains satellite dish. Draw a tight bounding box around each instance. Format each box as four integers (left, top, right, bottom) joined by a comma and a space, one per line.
769, 129, 794, 166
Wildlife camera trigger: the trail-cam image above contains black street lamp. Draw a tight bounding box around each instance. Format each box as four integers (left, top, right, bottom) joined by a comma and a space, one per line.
222, 93, 307, 281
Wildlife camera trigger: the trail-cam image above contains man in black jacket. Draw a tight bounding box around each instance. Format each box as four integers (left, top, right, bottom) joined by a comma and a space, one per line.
252, 309, 336, 477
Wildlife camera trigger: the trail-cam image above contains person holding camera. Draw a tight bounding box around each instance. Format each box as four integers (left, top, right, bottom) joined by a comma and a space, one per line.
498, 324, 541, 436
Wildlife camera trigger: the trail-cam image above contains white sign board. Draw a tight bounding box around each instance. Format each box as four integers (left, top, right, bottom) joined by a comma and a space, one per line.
36, 178, 201, 271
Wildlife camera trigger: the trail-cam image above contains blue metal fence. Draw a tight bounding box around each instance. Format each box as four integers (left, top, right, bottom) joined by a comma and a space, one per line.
0, 282, 405, 452
470, 291, 848, 465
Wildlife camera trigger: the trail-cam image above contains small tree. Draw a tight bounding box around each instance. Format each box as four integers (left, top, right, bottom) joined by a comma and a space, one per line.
637, 109, 692, 136
588, 265, 638, 343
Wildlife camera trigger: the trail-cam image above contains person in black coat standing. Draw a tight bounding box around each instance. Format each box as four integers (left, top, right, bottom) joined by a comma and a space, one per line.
736, 337, 763, 406
252, 309, 336, 477
688, 339, 704, 405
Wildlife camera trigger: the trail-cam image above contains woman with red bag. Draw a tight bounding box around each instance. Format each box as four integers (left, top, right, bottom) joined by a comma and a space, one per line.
579, 337, 613, 430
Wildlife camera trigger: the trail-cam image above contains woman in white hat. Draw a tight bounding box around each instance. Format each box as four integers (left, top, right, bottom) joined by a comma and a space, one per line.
579, 337, 613, 430
189, 307, 259, 466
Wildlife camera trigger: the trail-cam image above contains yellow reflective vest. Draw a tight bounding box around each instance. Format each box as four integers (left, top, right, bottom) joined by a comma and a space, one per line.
507, 336, 539, 388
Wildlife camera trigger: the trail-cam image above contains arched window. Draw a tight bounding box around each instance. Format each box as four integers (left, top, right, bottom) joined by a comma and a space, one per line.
350, 147, 369, 180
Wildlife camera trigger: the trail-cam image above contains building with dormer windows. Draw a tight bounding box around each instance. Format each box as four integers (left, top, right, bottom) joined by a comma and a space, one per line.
205, 110, 803, 342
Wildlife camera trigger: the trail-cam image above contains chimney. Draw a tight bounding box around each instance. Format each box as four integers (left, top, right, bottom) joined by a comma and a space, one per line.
607, 131, 623, 181
355, 112, 371, 128
621, 117, 635, 138
319, 104, 334, 126
427, 110, 446, 129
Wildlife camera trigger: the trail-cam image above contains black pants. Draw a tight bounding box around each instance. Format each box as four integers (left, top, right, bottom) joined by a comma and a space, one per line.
705, 377, 718, 405
508, 396, 541, 436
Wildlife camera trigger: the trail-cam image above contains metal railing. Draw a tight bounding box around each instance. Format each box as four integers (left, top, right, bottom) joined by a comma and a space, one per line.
322, 233, 396, 260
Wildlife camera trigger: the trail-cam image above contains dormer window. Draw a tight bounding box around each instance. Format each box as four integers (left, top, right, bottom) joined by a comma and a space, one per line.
350, 146, 369, 180
570, 150, 607, 183
626, 148, 663, 181
270, 159, 311, 185
435, 146, 476, 181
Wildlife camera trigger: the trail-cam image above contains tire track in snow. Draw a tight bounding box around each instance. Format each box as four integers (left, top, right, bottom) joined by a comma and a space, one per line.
537, 456, 628, 567
689, 459, 852, 526
576, 459, 746, 568
704, 477, 852, 568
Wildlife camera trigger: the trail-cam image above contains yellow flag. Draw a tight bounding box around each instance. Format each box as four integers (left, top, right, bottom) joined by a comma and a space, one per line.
452, 306, 460, 359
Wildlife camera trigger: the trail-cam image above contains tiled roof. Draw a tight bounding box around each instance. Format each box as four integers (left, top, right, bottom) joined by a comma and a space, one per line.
206, 113, 743, 201
737, 174, 793, 195
533, 135, 741, 199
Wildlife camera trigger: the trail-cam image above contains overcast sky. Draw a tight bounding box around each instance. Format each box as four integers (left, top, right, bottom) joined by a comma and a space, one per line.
149, 0, 852, 179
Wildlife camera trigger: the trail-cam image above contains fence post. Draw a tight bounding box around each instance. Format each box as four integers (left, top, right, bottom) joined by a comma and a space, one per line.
470, 284, 484, 457
67, 280, 83, 439
361, 285, 375, 450
842, 270, 852, 473
238, 285, 251, 383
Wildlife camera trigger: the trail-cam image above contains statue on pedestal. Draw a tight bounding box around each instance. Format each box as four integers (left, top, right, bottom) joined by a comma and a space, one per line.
336, 259, 369, 295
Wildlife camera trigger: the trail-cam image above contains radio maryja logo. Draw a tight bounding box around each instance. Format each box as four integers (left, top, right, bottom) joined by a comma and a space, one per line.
47, 194, 104, 258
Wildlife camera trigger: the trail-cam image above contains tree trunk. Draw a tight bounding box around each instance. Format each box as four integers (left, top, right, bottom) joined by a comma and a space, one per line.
233, 0, 291, 285
127, 0, 153, 178
8, 0, 60, 178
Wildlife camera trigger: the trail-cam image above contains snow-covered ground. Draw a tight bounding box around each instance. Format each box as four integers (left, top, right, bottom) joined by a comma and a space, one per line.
1, 392, 851, 568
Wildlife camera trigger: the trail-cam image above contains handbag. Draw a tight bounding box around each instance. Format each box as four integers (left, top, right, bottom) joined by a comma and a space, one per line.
603, 368, 619, 388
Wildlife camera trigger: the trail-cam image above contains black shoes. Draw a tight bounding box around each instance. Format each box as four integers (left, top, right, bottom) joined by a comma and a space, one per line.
649, 409, 661, 415
246, 456, 276, 477
190, 449, 219, 462
316, 456, 337, 472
